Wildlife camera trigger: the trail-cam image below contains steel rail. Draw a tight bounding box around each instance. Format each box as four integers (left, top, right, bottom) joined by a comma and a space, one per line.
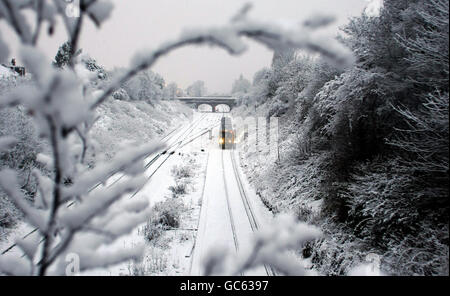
229, 150, 276, 276
221, 150, 240, 256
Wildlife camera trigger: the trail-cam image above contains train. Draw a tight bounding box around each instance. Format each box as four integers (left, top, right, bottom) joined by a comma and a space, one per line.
219, 116, 235, 149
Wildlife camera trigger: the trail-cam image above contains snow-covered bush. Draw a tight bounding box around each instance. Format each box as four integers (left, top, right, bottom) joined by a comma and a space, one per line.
111, 88, 130, 101
168, 182, 187, 198
142, 219, 164, 243
309, 222, 368, 275
81, 55, 107, 80
153, 198, 184, 229
0, 77, 44, 231
170, 165, 193, 180
142, 198, 185, 243
345, 157, 449, 275
0, 193, 19, 229
0, 106, 42, 175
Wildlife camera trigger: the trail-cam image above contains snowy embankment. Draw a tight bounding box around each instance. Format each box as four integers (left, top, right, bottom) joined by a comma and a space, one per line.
91, 99, 191, 160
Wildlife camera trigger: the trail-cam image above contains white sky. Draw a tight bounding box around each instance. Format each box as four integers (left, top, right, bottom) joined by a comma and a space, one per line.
1, 0, 371, 94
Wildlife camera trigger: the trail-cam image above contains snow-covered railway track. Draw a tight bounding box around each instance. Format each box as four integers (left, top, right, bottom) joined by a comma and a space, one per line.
220, 149, 275, 276
128, 113, 212, 198
229, 151, 276, 276
221, 150, 240, 254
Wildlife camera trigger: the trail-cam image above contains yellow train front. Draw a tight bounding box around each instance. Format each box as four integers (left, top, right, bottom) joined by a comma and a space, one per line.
219, 129, 236, 150
219, 117, 236, 150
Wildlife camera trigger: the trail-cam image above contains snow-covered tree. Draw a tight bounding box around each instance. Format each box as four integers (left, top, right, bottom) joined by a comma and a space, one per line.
81, 55, 107, 80
163, 82, 178, 99
121, 70, 164, 103
396, 0, 449, 92
186, 80, 207, 97
231, 74, 250, 95
53, 42, 81, 69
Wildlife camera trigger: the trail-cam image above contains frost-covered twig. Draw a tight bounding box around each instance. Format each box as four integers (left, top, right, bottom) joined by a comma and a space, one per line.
388, 92, 449, 174
31, 0, 44, 45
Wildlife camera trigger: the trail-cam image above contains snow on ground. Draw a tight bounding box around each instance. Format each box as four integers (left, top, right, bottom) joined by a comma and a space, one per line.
0, 65, 16, 79
91, 99, 191, 160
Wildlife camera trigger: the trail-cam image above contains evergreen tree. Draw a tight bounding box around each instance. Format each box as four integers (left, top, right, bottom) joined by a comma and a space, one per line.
53, 41, 81, 68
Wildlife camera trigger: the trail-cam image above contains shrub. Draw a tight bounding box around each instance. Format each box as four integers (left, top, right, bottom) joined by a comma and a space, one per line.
112, 88, 130, 101
142, 219, 164, 243
155, 198, 184, 229
0, 194, 19, 229
170, 165, 192, 179
0, 83, 44, 231
309, 222, 368, 275
142, 198, 185, 242
168, 182, 187, 198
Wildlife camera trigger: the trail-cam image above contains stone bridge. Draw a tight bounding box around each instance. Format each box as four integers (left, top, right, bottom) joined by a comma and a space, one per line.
176, 96, 236, 112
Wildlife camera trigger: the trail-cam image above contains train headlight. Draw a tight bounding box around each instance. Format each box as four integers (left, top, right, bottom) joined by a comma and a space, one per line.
219, 138, 224, 144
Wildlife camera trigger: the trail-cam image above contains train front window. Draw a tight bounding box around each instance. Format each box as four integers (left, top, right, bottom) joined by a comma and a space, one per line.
224, 131, 233, 139
219, 131, 234, 144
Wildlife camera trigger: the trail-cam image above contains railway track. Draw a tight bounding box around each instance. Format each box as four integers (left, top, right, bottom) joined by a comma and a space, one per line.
230, 151, 276, 276
221, 150, 240, 253
221, 149, 276, 276
128, 113, 214, 198
96, 113, 209, 193
1, 113, 211, 256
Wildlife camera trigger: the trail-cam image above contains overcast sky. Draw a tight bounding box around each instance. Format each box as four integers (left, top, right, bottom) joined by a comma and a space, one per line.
1, 0, 373, 94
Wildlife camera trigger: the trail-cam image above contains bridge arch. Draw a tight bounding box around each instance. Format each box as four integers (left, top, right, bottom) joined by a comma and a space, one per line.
214, 104, 231, 113
197, 103, 213, 112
